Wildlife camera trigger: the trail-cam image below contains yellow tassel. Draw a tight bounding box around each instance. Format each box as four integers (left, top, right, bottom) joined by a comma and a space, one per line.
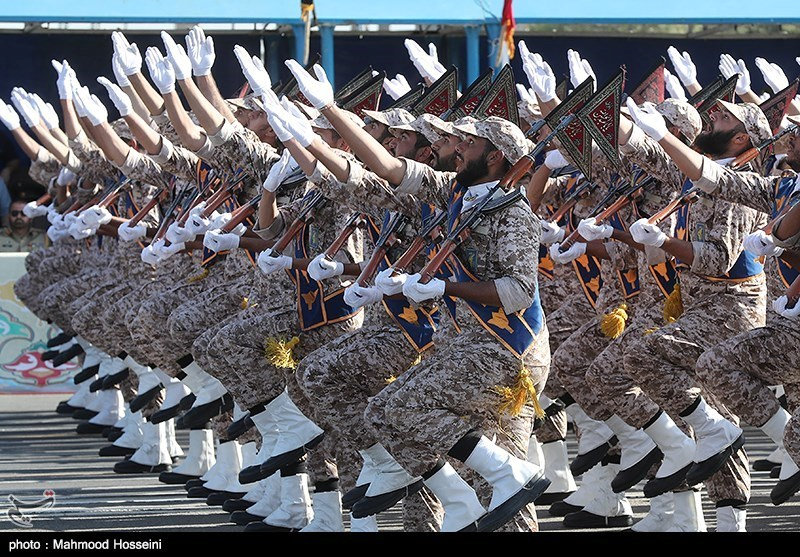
662, 284, 684, 324
240, 297, 249, 310
600, 303, 628, 339
385, 375, 397, 384
491, 366, 545, 418
186, 268, 209, 283
643, 326, 660, 336
264, 336, 300, 369
411, 353, 422, 367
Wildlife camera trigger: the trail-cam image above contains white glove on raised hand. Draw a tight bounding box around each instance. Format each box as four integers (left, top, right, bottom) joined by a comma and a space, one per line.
57, 167, 76, 186
145, 47, 176, 95
375, 268, 408, 296
343, 282, 384, 309
625, 98, 668, 141
23, 201, 39, 218
719, 54, 751, 96
540, 220, 565, 245
70, 85, 89, 118
52, 59, 76, 100
285, 60, 334, 110
80, 205, 113, 227
383, 74, 411, 100
161, 31, 193, 81
544, 149, 569, 170
663, 68, 687, 101
567, 49, 597, 91
307, 254, 344, 281
141, 242, 163, 265
233, 45, 271, 96
80, 89, 108, 126
118, 221, 147, 242
257, 251, 293, 275
158, 241, 186, 260
97, 77, 132, 117
111, 31, 143, 76
578, 217, 614, 241
30, 94, 60, 130
755, 57, 789, 94
203, 229, 240, 253
403, 39, 447, 83
630, 217, 668, 247
166, 221, 196, 244
549, 241, 586, 264
743, 229, 784, 258
111, 54, 131, 88
281, 98, 318, 147
262, 148, 294, 192
402, 273, 446, 304
186, 26, 215, 77
667, 46, 699, 89
11, 89, 40, 128
520, 48, 556, 103
0, 99, 20, 131
774, 295, 800, 319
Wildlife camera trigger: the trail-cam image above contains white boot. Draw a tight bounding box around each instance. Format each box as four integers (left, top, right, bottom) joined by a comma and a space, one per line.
541, 440, 577, 495
166, 419, 184, 458
67, 379, 96, 408
300, 491, 345, 532
563, 463, 633, 528
268, 391, 324, 459
667, 490, 706, 532
181, 359, 227, 404
130, 422, 172, 467
566, 404, 616, 470
715, 505, 746, 532
113, 411, 145, 449
349, 516, 379, 532
172, 429, 215, 476
761, 408, 792, 447
643, 411, 696, 479
241, 477, 269, 505
422, 462, 486, 531
159, 380, 191, 412
113, 404, 131, 430
98, 356, 127, 379
559, 463, 604, 509
632, 493, 674, 532
361, 443, 421, 498
681, 398, 743, 464
354, 449, 380, 489
263, 473, 314, 530
245, 472, 282, 518
526, 435, 545, 468
204, 441, 244, 493
605, 415, 659, 475
134, 366, 163, 398
88, 388, 125, 426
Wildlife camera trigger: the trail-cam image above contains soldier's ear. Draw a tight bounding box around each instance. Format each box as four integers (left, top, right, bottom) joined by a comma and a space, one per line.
414, 145, 433, 165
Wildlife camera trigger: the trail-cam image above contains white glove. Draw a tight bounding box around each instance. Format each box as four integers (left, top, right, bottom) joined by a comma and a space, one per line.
259, 90, 294, 142
233, 45, 271, 96
111, 54, 131, 88
141, 242, 163, 265
76, 88, 108, 126
524, 51, 557, 103
0, 99, 20, 131
578, 217, 614, 241
403, 39, 447, 83
210, 211, 233, 230
663, 68, 687, 102
30, 94, 59, 130
516, 84, 540, 108
307, 254, 344, 281
284, 60, 334, 110
161, 31, 193, 81
402, 273, 446, 304
186, 26, 215, 77
743, 229, 784, 258
118, 221, 147, 242
158, 241, 186, 260
184, 212, 213, 236
630, 217, 668, 247
111, 31, 143, 76
47, 223, 69, 243
755, 57, 789, 94
383, 74, 411, 100
667, 46, 699, 89
166, 221, 196, 244
80, 205, 113, 227
375, 268, 408, 296
10, 89, 40, 128
69, 221, 97, 240
257, 251, 293, 275
63, 212, 78, 227
189, 201, 207, 217
203, 229, 240, 253
70, 85, 89, 118
52, 59, 76, 100
567, 49, 597, 91
719, 54, 751, 96
343, 282, 384, 309
145, 47, 176, 95
540, 220, 566, 245
23, 201, 39, 218
544, 149, 569, 170
56, 167, 75, 187
97, 77, 132, 117
625, 97, 668, 141
47, 208, 61, 224
549, 241, 586, 264
773, 295, 800, 319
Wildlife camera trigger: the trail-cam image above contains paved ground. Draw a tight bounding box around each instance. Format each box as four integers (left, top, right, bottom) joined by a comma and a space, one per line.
0, 394, 797, 533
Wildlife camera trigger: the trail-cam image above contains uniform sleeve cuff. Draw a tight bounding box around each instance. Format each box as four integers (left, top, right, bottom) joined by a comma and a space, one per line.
494, 276, 533, 315
152, 138, 174, 164
694, 157, 722, 194
254, 213, 286, 241
208, 121, 236, 147
619, 125, 645, 154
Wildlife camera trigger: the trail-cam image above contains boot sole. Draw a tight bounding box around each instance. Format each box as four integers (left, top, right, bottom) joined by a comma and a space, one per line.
129, 386, 163, 413
548, 500, 583, 517
563, 510, 633, 528
351, 479, 425, 518
151, 404, 182, 425
231, 510, 268, 525
685, 434, 745, 486
536, 491, 575, 506
342, 484, 369, 510
114, 462, 172, 474
102, 369, 131, 389
159, 471, 202, 485
477, 473, 551, 532
259, 432, 326, 478
753, 458, 781, 472
239, 464, 272, 485
570, 436, 618, 477
223, 498, 257, 513
611, 446, 664, 493
98, 445, 137, 457
642, 463, 693, 498
771, 470, 800, 505
226, 415, 254, 440
207, 491, 245, 506
73, 364, 101, 384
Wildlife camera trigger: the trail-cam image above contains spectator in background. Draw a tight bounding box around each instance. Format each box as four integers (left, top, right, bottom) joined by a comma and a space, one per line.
0, 176, 10, 227
0, 197, 47, 252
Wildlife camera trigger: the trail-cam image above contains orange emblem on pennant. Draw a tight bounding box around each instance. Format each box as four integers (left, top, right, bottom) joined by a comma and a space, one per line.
488, 309, 515, 334
301, 290, 319, 310
398, 306, 419, 325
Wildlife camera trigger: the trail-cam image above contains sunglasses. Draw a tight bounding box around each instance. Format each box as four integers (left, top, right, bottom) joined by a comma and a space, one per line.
10, 210, 28, 217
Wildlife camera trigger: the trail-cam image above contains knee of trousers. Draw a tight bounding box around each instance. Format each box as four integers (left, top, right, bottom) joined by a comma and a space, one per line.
694, 347, 725, 390
621, 332, 661, 376
363, 393, 390, 435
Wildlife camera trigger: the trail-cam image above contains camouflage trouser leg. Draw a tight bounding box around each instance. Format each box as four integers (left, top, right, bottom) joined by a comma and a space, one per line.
34, 274, 90, 332
71, 282, 130, 355
96, 282, 145, 357
118, 370, 137, 403
109, 284, 157, 367
551, 316, 615, 420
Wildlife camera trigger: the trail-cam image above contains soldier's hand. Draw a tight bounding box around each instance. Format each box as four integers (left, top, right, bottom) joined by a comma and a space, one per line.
97, 77, 133, 117
203, 229, 240, 253
773, 295, 800, 319
544, 149, 569, 170
755, 57, 789, 95
186, 26, 216, 77
549, 241, 586, 264
567, 49, 597, 91
404, 39, 446, 83
141, 242, 164, 265
285, 60, 334, 110
718, 54, 751, 96
145, 47, 177, 95
630, 218, 667, 247
540, 220, 565, 246
307, 254, 344, 281
80, 205, 113, 227
663, 68, 687, 102
0, 99, 21, 131
161, 31, 193, 81
233, 45, 271, 96
743, 229, 784, 258
577, 217, 614, 242
118, 221, 147, 242
625, 98, 668, 141
111, 31, 143, 76
667, 46, 699, 89
402, 273, 445, 305
383, 74, 411, 100
375, 268, 407, 296
344, 283, 383, 308
257, 251, 292, 275
166, 221, 196, 244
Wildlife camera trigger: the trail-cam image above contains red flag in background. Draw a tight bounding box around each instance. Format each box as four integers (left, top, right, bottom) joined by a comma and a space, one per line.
495, 0, 516, 66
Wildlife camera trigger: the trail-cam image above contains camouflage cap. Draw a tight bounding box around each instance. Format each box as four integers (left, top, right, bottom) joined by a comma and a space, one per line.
390, 114, 443, 144
429, 115, 478, 138
717, 100, 773, 147
361, 107, 415, 128
452, 116, 529, 164
310, 109, 365, 130
655, 99, 702, 144
111, 118, 134, 142
226, 92, 263, 112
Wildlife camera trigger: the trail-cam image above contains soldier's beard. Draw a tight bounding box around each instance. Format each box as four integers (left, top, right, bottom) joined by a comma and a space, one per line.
455, 156, 489, 186
434, 151, 458, 172
694, 129, 739, 158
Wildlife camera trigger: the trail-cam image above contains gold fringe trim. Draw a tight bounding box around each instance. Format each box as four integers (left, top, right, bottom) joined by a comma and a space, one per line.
384, 375, 397, 384
643, 326, 660, 336
240, 297, 249, 310
663, 284, 684, 324
264, 336, 300, 369
492, 366, 546, 418
411, 353, 422, 366
600, 303, 628, 339
186, 268, 209, 283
